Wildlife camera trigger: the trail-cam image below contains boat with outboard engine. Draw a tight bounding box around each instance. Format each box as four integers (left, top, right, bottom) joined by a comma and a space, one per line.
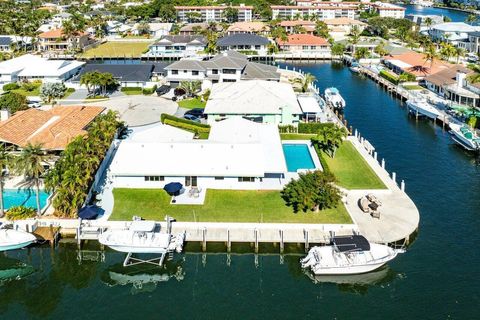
300, 235, 402, 275
406, 98, 441, 120
449, 122, 480, 151
324, 87, 346, 110
0, 224, 37, 252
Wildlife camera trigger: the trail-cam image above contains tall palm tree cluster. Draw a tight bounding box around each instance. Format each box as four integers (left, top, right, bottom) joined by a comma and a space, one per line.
80, 71, 118, 97
44, 110, 122, 218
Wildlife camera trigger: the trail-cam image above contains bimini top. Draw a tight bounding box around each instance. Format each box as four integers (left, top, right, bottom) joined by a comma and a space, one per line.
332, 235, 370, 252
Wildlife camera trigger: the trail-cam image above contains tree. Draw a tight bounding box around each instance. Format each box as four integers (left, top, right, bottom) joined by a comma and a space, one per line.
293, 25, 307, 34
314, 21, 329, 38
40, 82, 66, 104
14, 143, 50, 216
454, 46, 466, 63
374, 42, 388, 57
439, 42, 456, 61
282, 170, 342, 213
466, 14, 478, 24
424, 44, 438, 68
294, 73, 316, 93
137, 21, 150, 36
179, 81, 201, 97
331, 42, 346, 59
398, 72, 416, 83
223, 7, 239, 23
311, 125, 348, 158
424, 17, 433, 31
0, 92, 28, 114
98, 73, 117, 96
0, 145, 12, 218
348, 25, 362, 54
354, 47, 370, 60
204, 29, 218, 54
467, 65, 480, 84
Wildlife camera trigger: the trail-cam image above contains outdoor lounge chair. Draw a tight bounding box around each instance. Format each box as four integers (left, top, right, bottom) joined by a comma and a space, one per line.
358, 197, 371, 213
371, 210, 381, 219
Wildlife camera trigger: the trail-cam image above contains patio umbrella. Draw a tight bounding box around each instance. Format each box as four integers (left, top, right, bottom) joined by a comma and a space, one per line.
78, 205, 104, 220
164, 182, 183, 196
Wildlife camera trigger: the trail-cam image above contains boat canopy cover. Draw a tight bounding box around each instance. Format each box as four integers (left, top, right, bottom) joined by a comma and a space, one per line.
130, 221, 156, 232
333, 235, 370, 252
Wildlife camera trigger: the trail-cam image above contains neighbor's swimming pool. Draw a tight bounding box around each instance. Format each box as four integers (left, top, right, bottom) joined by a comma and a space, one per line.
3, 189, 50, 210
282, 144, 316, 172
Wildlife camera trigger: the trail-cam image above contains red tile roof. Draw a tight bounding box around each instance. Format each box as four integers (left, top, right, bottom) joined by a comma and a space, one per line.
39, 28, 88, 39
276, 34, 329, 46
384, 51, 451, 77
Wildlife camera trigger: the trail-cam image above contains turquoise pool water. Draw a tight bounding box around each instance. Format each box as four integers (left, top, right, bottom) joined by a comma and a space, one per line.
282, 144, 316, 172
3, 189, 50, 210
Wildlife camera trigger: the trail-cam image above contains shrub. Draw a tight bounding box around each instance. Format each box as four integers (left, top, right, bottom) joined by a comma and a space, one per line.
6, 206, 36, 220
2, 83, 19, 91
161, 114, 210, 133
21, 81, 41, 92
278, 125, 298, 133
0, 92, 28, 114
379, 70, 399, 85
121, 87, 142, 92
142, 85, 157, 95
298, 122, 335, 134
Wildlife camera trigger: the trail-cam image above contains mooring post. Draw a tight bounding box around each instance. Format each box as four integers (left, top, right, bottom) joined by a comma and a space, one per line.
392, 172, 396, 184
304, 230, 309, 252
354, 129, 358, 138
227, 229, 231, 253
401, 180, 405, 192
374, 151, 378, 161
254, 229, 259, 253
202, 227, 207, 252
279, 230, 284, 254
381, 158, 385, 169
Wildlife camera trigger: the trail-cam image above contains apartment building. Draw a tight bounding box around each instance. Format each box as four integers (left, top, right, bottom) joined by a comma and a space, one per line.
175, 6, 253, 23
271, 5, 356, 21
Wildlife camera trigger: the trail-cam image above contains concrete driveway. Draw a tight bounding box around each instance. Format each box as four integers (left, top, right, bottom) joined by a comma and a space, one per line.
88, 95, 178, 126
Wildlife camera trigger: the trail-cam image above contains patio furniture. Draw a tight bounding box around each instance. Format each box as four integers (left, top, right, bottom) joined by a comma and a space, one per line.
193, 187, 202, 198
371, 210, 381, 219
164, 182, 183, 196
358, 197, 371, 213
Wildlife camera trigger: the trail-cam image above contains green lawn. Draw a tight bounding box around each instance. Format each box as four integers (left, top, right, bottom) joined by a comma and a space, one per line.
320, 141, 386, 189
12, 88, 40, 96
121, 88, 143, 95
403, 85, 423, 91
280, 133, 316, 140
177, 98, 206, 109
110, 189, 352, 224
79, 42, 151, 58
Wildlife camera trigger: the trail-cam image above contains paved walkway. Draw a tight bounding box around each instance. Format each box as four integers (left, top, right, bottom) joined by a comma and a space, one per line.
343, 136, 420, 244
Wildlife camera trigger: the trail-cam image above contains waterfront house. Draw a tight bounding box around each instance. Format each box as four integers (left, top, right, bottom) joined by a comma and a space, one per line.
226, 22, 269, 35
74, 63, 156, 88
0, 105, 105, 153
174, 6, 253, 23
216, 34, 269, 55
276, 34, 331, 58
178, 23, 210, 35
279, 20, 316, 35
0, 54, 84, 84
147, 35, 206, 57
324, 18, 367, 41
164, 51, 280, 89
424, 65, 479, 107
204, 80, 302, 125
132, 23, 173, 38
0, 36, 32, 53
38, 28, 90, 53
382, 51, 451, 79
427, 22, 480, 52
406, 14, 444, 27
109, 117, 289, 190
467, 32, 480, 56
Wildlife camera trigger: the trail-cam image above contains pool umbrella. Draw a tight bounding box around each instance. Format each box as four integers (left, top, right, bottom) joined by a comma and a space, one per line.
78, 205, 104, 220
164, 182, 183, 196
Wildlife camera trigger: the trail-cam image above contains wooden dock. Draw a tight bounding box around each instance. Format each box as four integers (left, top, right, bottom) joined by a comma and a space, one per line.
33, 226, 61, 247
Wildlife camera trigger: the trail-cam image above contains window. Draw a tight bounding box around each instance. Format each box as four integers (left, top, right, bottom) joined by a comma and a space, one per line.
192, 70, 199, 75
222, 69, 236, 74
302, 46, 309, 50
144, 176, 164, 181
215, 177, 224, 180
172, 70, 178, 75
255, 45, 261, 50
212, 69, 218, 74
310, 46, 316, 50
183, 70, 187, 73
223, 79, 236, 82
238, 177, 255, 182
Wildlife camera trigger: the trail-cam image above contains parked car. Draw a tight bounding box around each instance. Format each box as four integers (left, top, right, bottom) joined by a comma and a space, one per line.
183, 114, 201, 123
27, 100, 41, 108
156, 85, 170, 96
185, 108, 205, 119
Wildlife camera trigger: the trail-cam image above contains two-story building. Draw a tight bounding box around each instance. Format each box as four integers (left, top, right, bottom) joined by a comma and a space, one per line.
38, 28, 90, 53
216, 34, 269, 55
147, 35, 206, 58
276, 34, 331, 57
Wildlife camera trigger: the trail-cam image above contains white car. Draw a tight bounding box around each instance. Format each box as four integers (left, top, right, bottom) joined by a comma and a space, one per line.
28, 100, 41, 108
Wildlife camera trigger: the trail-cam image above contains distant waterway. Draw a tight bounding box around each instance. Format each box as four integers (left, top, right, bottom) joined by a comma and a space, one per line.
1, 63, 479, 319
401, 4, 474, 22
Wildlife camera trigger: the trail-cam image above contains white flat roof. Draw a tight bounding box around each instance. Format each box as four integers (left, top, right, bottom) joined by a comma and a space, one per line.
386, 59, 412, 69
0, 54, 85, 77
297, 95, 322, 114
204, 80, 302, 115
432, 22, 480, 33
126, 123, 194, 142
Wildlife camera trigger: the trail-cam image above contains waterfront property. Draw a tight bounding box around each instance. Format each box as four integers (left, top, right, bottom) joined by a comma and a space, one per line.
174, 5, 253, 23
79, 42, 151, 58
324, 18, 367, 41
426, 22, 480, 52
164, 51, 280, 89
147, 35, 206, 57
276, 34, 331, 58
2, 189, 50, 211
204, 80, 302, 125
38, 28, 91, 53
0, 54, 84, 84
382, 51, 451, 79
74, 63, 155, 88
216, 34, 269, 55
226, 21, 269, 35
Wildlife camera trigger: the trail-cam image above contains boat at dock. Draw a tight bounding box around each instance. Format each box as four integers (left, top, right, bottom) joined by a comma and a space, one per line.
449, 123, 480, 151
300, 235, 402, 275
0, 224, 37, 252
324, 87, 346, 110
349, 62, 360, 74
406, 98, 441, 120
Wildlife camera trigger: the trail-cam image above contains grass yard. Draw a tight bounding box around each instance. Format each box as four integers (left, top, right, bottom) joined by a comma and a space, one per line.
110, 189, 352, 224
12, 88, 40, 96
177, 98, 206, 109
121, 87, 143, 95
403, 85, 423, 91
319, 141, 386, 189
280, 133, 316, 140
79, 42, 151, 58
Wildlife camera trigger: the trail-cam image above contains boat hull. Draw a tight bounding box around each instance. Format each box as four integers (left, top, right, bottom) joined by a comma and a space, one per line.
406, 100, 440, 120
449, 124, 479, 151
0, 229, 37, 252
104, 244, 168, 254
0, 240, 36, 252
311, 260, 389, 275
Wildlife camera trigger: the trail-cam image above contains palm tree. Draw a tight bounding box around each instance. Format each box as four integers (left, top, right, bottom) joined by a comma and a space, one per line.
467, 65, 480, 84
179, 81, 201, 97
454, 47, 466, 63
295, 73, 316, 93
424, 45, 438, 68
439, 42, 456, 62
0, 145, 12, 218
424, 17, 433, 31
354, 47, 370, 60
348, 25, 362, 55
311, 126, 348, 158
14, 143, 50, 216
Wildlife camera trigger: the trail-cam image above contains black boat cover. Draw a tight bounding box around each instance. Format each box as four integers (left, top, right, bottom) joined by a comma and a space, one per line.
333, 235, 370, 252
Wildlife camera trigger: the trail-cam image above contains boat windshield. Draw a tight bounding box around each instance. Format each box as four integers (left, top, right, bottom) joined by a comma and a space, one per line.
332, 235, 370, 252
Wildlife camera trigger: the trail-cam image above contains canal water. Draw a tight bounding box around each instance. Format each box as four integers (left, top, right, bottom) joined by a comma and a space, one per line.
1, 62, 478, 319
401, 4, 472, 22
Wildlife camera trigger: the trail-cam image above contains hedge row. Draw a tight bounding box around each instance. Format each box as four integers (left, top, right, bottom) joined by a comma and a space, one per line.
3, 83, 20, 91
121, 87, 142, 92
142, 85, 157, 95
278, 124, 298, 133
161, 114, 210, 133
298, 122, 335, 134
379, 70, 398, 85
313, 144, 332, 175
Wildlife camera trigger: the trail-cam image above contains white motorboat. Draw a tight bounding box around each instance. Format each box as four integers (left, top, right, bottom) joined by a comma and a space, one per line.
300, 235, 402, 275
449, 122, 480, 151
406, 99, 441, 120
349, 62, 360, 74
324, 87, 346, 110
0, 225, 37, 252
98, 220, 185, 254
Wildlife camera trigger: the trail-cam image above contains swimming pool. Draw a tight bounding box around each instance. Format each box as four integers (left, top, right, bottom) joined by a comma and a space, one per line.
3, 189, 50, 210
282, 144, 316, 172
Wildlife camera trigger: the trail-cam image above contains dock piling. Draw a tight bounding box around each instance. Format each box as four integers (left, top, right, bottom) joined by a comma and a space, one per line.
254, 229, 259, 253
401, 180, 405, 192
392, 172, 396, 184
381, 158, 385, 169
304, 230, 309, 252
227, 229, 231, 252
202, 227, 207, 252
279, 230, 284, 254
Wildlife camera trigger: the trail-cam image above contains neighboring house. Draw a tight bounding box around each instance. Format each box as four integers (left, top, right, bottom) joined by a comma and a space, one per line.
372, 2, 405, 19
147, 35, 206, 57
75, 63, 156, 88
178, 23, 209, 35
0, 37, 13, 52
38, 28, 90, 52
279, 20, 316, 35
164, 51, 280, 89
216, 34, 269, 55
110, 117, 290, 190
467, 32, 480, 55
0, 106, 105, 153
427, 22, 480, 52
105, 21, 132, 37
132, 23, 173, 38
204, 80, 302, 125
406, 14, 444, 27
226, 22, 269, 35
276, 34, 331, 57
324, 18, 367, 41
424, 65, 479, 107
0, 36, 31, 52
0, 54, 85, 84
174, 6, 253, 23
382, 51, 451, 79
